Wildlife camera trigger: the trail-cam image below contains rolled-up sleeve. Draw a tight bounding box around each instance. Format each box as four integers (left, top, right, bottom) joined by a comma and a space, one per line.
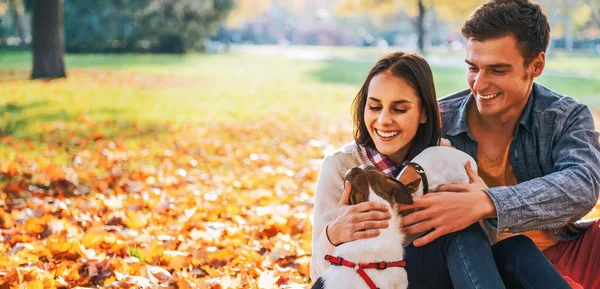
485, 105, 600, 233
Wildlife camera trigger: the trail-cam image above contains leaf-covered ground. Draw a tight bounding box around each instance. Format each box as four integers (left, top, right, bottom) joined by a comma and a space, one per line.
1, 51, 599, 288
0, 113, 351, 288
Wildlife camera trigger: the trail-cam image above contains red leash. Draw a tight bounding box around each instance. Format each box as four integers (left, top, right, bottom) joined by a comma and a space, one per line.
324, 255, 407, 289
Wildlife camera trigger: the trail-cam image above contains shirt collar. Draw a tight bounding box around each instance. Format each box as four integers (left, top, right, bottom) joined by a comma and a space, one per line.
365, 146, 408, 178
445, 85, 537, 137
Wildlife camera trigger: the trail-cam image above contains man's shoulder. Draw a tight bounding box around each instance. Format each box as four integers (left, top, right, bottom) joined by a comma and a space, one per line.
532, 83, 587, 115
438, 89, 471, 113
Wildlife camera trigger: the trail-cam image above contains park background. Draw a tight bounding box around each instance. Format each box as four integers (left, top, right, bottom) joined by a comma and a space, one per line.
0, 0, 599, 288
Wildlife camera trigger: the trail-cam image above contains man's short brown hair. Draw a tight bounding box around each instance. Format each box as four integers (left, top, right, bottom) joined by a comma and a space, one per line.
461, 0, 550, 65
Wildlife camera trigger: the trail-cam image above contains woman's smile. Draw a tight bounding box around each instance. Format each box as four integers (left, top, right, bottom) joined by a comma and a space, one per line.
375, 128, 401, 140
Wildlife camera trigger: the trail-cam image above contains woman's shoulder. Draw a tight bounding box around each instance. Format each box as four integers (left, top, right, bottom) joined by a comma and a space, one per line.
322, 141, 367, 171
326, 141, 360, 158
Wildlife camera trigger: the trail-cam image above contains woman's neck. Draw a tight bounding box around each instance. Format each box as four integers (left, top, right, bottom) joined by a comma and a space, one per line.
387, 144, 411, 165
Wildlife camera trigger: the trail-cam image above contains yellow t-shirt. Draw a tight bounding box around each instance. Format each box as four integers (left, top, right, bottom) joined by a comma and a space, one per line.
477, 144, 558, 251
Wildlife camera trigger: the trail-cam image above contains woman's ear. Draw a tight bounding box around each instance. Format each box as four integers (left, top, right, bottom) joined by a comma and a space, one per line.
420, 109, 427, 124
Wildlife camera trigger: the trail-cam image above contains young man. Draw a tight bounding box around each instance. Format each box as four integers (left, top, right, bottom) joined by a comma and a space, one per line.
398, 0, 600, 288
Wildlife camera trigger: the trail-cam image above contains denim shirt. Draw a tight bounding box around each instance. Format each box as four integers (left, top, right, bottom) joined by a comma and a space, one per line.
439, 83, 600, 240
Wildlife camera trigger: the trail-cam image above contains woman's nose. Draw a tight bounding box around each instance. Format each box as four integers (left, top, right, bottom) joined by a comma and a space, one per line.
377, 110, 393, 125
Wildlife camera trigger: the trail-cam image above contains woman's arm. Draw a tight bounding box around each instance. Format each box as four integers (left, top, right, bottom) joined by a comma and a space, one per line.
310, 154, 392, 280
310, 155, 344, 281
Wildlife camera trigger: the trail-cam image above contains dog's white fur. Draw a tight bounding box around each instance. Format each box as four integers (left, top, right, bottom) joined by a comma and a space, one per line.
401, 146, 478, 197
320, 190, 408, 289
317, 146, 477, 289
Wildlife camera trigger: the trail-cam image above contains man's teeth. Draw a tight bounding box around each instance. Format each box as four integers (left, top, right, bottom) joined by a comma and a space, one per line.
478, 92, 501, 100
377, 129, 399, 138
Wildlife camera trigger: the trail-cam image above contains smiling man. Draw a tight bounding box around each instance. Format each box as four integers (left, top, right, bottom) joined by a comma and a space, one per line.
398, 0, 600, 288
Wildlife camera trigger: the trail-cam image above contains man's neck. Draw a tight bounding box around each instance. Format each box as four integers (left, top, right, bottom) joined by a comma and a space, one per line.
468, 81, 534, 135
469, 106, 519, 135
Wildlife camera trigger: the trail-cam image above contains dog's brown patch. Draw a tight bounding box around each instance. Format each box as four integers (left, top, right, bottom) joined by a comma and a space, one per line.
397, 166, 422, 195
344, 166, 416, 206
345, 167, 370, 205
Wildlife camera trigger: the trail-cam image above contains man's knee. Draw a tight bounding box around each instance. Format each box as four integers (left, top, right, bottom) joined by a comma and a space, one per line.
433, 223, 489, 249
448, 223, 489, 242
492, 235, 539, 264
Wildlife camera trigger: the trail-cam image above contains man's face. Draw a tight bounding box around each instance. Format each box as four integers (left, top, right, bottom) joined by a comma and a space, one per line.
465, 35, 543, 120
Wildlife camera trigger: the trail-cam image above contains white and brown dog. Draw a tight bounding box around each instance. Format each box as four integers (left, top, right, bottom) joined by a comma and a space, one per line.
312, 165, 419, 289
312, 146, 477, 289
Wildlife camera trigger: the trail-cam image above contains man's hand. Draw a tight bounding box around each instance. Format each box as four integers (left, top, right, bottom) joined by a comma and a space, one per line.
397, 162, 497, 247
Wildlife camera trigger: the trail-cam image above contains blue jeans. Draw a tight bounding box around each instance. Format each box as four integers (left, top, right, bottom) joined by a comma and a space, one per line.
404, 223, 570, 289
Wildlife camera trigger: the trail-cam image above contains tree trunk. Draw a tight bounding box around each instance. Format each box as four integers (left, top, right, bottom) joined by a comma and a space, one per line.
31, 0, 66, 79
416, 0, 426, 54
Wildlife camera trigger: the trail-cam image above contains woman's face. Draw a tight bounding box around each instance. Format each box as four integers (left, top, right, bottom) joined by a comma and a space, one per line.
364, 73, 426, 164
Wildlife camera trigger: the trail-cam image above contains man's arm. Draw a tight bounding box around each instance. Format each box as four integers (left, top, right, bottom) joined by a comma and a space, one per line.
399, 105, 600, 246
485, 105, 600, 233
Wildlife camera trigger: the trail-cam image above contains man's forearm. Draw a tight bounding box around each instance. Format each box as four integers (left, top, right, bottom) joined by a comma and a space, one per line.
477, 191, 498, 219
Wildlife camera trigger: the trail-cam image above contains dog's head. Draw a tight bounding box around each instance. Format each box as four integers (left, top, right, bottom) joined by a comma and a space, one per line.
344, 166, 420, 207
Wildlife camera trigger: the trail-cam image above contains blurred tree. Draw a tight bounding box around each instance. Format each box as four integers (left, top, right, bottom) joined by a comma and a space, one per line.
8, 0, 25, 43
62, 0, 233, 53
538, 0, 599, 52
227, 0, 273, 28
336, 0, 481, 53
31, 0, 65, 79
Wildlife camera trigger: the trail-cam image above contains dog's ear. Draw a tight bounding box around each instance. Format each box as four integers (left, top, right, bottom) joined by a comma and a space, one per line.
344, 167, 363, 183
405, 178, 422, 195
345, 167, 369, 205
349, 174, 369, 205
391, 180, 413, 205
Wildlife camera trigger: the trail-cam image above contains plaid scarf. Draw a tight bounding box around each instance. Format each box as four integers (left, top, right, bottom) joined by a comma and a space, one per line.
365, 146, 410, 178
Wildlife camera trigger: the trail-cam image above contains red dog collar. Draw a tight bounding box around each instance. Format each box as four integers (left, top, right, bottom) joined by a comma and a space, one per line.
324, 255, 407, 289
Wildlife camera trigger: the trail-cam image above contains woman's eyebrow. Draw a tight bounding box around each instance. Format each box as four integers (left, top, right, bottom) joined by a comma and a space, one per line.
367, 97, 412, 104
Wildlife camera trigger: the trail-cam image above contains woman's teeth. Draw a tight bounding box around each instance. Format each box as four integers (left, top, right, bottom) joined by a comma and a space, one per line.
376, 129, 399, 138
478, 92, 501, 100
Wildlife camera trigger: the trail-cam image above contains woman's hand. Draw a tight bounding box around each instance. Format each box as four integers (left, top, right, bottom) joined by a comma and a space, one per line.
326, 181, 391, 246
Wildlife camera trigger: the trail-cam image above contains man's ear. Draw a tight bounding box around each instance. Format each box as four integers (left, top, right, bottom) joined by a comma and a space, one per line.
405, 178, 422, 194
531, 52, 545, 78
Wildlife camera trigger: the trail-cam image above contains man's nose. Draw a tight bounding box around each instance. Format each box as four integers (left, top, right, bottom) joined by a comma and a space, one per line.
472, 71, 489, 92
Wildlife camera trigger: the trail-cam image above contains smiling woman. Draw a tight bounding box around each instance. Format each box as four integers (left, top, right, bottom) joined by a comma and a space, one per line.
363, 74, 427, 164
352, 52, 441, 166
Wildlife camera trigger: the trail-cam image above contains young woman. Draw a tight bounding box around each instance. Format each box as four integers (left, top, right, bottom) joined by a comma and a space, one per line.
310, 52, 570, 289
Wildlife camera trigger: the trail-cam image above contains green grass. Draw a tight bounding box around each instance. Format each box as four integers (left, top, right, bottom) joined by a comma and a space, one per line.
0, 49, 599, 142
545, 51, 600, 79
